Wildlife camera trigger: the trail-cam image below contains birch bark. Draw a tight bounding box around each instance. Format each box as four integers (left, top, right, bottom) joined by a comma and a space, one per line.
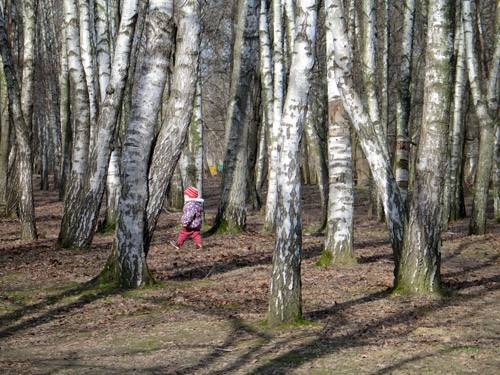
268, 0, 317, 326
394, 0, 415, 205
0, 56, 8, 215
264, 0, 285, 231
145, 0, 201, 247
207, 0, 259, 233
463, 0, 498, 235
326, 0, 405, 266
396, 0, 453, 294
58, 0, 139, 249
100, 0, 175, 288
0, 7, 37, 239
322, 4, 354, 265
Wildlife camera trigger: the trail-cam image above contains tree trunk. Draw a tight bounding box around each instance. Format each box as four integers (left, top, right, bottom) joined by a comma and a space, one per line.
395, 0, 453, 294
448, 19, 467, 222
0, 57, 9, 215
327, 0, 405, 268
264, 0, 285, 231
463, 0, 498, 235
144, 0, 201, 250
180, 78, 204, 196
95, 0, 111, 103
58, 0, 139, 249
207, 0, 259, 234
394, 0, 415, 205
268, 0, 317, 327
0, 8, 37, 239
78, 0, 98, 149
99, 0, 175, 288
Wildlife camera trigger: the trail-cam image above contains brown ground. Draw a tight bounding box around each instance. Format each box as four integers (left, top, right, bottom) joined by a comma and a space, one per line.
0, 177, 499, 374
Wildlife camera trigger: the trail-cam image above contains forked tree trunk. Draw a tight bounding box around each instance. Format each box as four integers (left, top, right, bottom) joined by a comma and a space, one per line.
395, 0, 453, 294
145, 0, 201, 248
268, 0, 317, 327
463, 0, 498, 235
99, 0, 175, 288
264, 0, 285, 231
58, 0, 139, 249
0, 8, 37, 239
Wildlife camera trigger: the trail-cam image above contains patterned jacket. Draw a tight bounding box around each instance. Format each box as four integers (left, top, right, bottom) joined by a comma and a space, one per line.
181, 198, 204, 229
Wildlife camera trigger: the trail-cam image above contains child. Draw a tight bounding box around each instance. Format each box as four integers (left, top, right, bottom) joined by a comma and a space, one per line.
171, 186, 204, 250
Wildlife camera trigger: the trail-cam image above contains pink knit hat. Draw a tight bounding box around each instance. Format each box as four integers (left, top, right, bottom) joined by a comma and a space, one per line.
184, 186, 199, 198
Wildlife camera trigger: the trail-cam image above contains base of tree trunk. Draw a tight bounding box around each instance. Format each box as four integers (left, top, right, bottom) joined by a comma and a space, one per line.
93, 248, 155, 289
316, 248, 357, 267
20, 222, 37, 240
392, 276, 443, 296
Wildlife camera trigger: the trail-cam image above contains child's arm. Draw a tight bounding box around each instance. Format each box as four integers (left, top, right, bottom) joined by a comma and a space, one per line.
181, 204, 196, 227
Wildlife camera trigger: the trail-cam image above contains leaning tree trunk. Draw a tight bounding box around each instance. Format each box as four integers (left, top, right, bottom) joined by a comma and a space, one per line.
395, 0, 453, 295
321, 13, 354, 266
327, 0, 405, 269
58, 0, 139, 249
264, 0, 285, 231
463, 0, 498, 235
208, 0, 259, 234
0, 8, 37, 239
144, 0, 201, 249
268, 0, 317, 327
394, 0, 415, 206
98, 0, 175, 288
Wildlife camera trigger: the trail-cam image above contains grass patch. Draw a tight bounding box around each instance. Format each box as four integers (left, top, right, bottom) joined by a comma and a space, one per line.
315, 249, 332, 267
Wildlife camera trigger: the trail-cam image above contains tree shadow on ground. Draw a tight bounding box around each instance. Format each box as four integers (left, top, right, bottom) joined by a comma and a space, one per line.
0, 282, 121, 340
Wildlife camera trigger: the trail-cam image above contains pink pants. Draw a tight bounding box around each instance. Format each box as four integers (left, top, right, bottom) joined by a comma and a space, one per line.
176, 227, 202, 247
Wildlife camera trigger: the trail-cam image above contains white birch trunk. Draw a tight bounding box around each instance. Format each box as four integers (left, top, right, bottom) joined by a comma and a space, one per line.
0, 8, 38, 239
78, 0, 98, 148
59, 25, 71, 200
264, 0, 285, 231
326, 0, 405, 265
268, 0, 317, 327
95, 0, 111, 102
322, 6, 354, 265
145, 0, 201, 246
59, 0, 139, 248
463, 0, 498, 235
394, 0, 415, 204
101, 0, 175, 288
396, 0, 453, 294
257, 0, 273, 194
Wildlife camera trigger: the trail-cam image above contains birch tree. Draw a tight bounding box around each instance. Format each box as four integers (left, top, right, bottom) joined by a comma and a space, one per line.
321, 5, 354, 265
0, 5, 37, 239
99, 0, 175, 288
207, 0, 259, 233
268, 0, 317, 326
394, 0, 415, 205
395, 0, 453, 294
326, 0, 405, 266
145, 0, 201, 247
463, 0, 499, 235
264, 0, 285, 231
0, 57, 8, 215
58, 0, 140, 249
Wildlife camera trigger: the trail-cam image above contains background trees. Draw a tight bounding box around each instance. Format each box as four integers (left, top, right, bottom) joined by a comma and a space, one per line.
0, 0, 498, 327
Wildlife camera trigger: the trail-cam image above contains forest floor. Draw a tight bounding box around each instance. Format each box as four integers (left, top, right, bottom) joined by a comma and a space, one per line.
0, 177, 499, 374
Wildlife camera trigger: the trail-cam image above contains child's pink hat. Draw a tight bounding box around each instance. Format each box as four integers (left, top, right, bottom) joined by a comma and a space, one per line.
184, 186, 199, 198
